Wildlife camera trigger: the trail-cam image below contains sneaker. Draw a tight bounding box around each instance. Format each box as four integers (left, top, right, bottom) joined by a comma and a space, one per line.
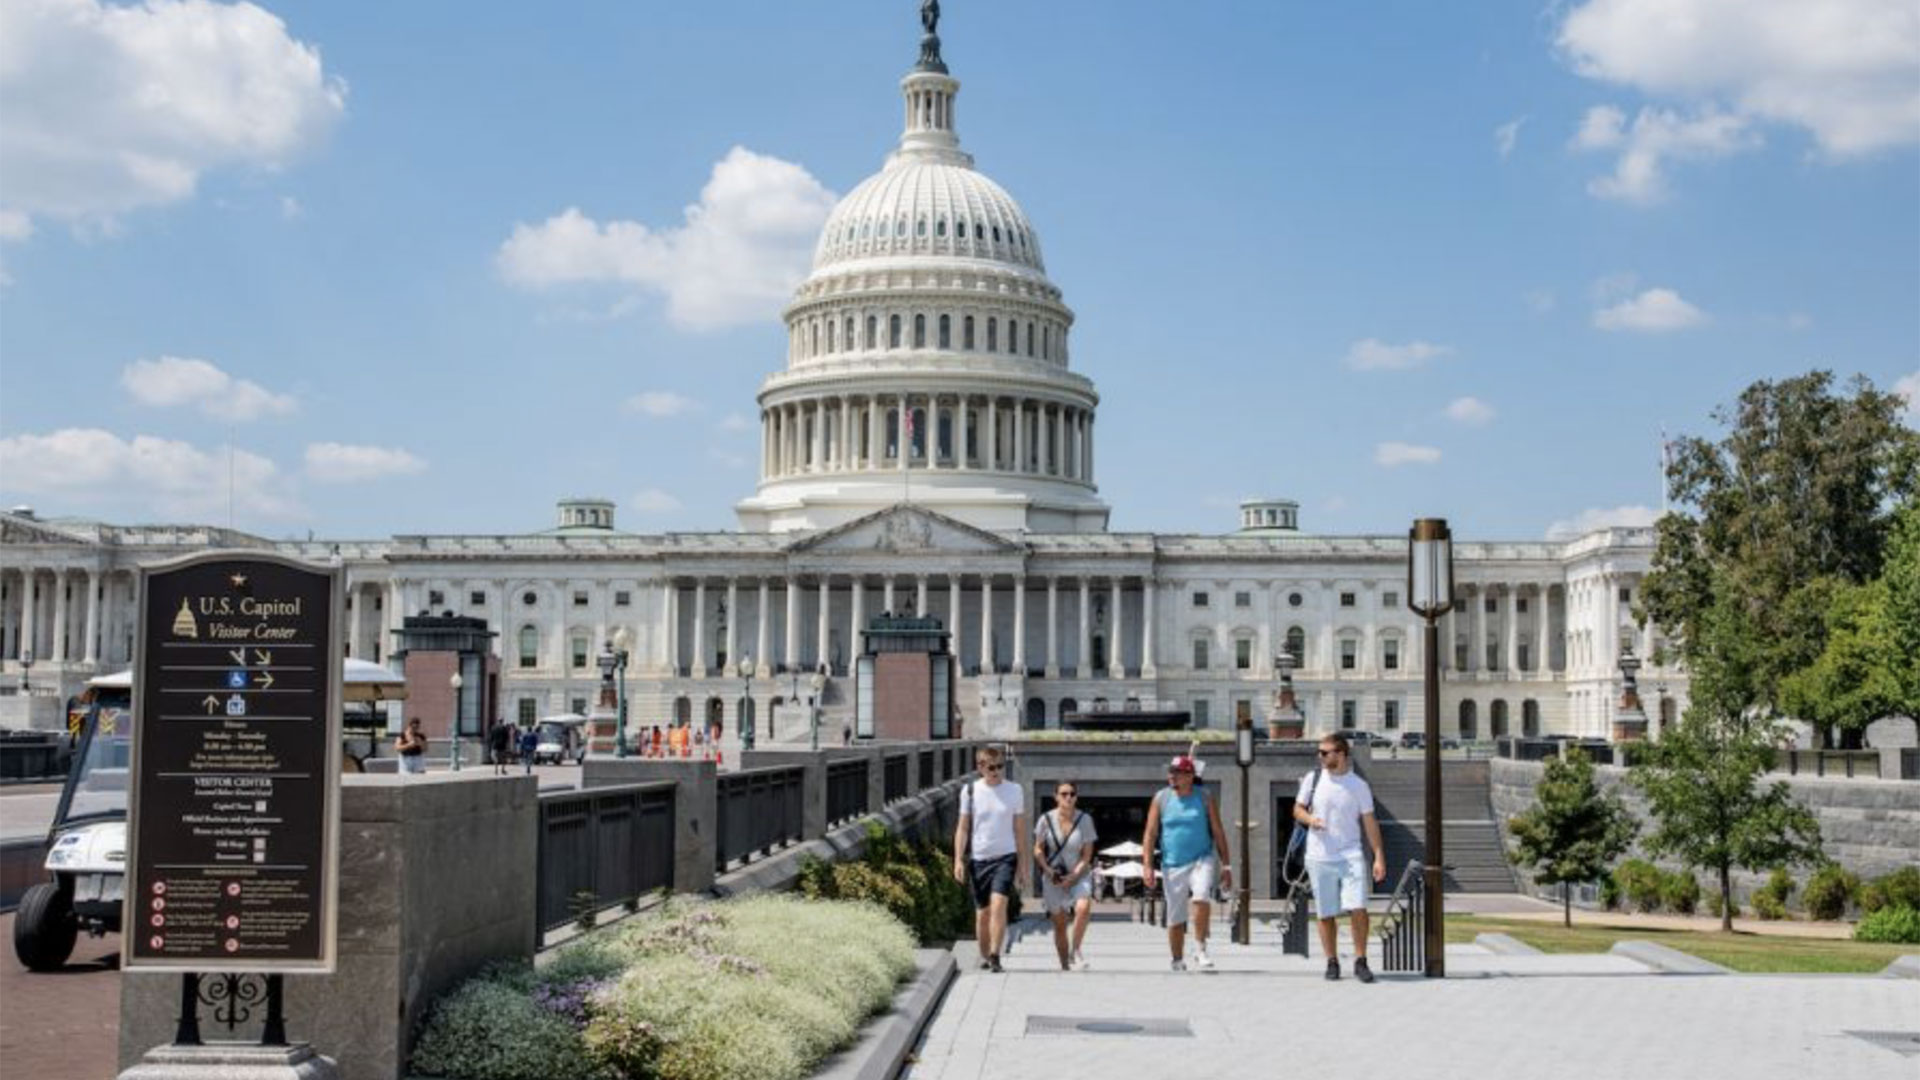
978, 957, 992, 972
1324, 959, 1341, 981
988, 955, 1004, 974
1193, 944, 1216, 973
1354, 958, 1375, 984
1170, 958, 1187, 972
1071, 950, 1088, 971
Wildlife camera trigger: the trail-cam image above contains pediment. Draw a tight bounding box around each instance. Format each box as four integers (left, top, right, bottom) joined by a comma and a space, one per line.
787, 505, 1018, 556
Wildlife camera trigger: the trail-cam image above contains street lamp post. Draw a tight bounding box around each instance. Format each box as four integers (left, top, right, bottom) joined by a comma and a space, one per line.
739, 656, 755, 752
448, 669, 464, 772
614, 628, 631, 758
18, 646, 31, 694
1233, 713, 1255, 945
1406, 517, 1454, 978
810, 671, 826, 749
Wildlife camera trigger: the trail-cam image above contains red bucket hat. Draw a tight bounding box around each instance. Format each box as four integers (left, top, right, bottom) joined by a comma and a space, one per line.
1167, 755, 1197, 774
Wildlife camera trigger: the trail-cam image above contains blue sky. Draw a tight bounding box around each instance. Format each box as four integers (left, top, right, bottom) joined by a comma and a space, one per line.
1, 0, 1915, 542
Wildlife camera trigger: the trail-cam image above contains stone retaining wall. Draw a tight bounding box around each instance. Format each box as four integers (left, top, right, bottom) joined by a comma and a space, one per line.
1491, 757, 1920, 903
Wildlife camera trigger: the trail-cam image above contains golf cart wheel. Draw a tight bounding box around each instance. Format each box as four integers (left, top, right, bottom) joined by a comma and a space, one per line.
13, 882, 78, 972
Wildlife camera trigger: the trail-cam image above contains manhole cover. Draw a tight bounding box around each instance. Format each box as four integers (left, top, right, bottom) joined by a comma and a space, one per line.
1026, 1015, 1192, 1037
1847, 1031, 1920, 1057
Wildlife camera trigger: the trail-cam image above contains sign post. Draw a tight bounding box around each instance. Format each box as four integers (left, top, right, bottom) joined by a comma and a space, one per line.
120, 552, 342, 1077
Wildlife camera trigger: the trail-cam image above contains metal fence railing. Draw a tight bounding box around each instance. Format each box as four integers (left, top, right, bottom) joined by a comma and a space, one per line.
1376, 861, 1430, 973
825, 758, 870, 826
715, 766, 805, 873
536, 782, 675, 933
883, 754, 909, 804
918, 748, 935, 791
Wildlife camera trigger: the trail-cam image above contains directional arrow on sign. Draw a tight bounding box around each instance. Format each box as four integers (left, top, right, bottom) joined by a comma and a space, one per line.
229, 649, 247, 666
253, 649, 273, 666
255, 671, 275, 690
202, 695, 221, 715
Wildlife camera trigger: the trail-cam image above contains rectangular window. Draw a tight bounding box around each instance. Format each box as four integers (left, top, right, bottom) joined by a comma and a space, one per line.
1234, 591, 1251, 608
517, 699, 537, 725
1340, 592, 1356, 607
1234, 697, 1252, 723
614, 590, 631, 607
1192, 591, 1209, 608
1382, 591, 1399, 609
1485, 597, 1497, 614
1517, 597, 1529, 614
570, 697, 587, 716
1619, 587, 1632, 603
1486, 643, 1500, 671
1384, 639, 1400, 671
1384, 700, 1400, 730
573, 591, 589, 607
1191, 698, 1211, 728
1235, 639, 1252, 670
1341, 639, 1357, 670
469, 591, 485, 607
1518, 643, 1532, 671
571, 638, 589, 669
428, 589, 445, 607
1341, 700, 1357, 729
1192, 638, 1210, 670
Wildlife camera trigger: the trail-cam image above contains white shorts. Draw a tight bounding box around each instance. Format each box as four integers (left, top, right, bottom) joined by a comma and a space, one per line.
399, 755, 426, 775
1308, 852, 1368, 919
1162, 855, 1219, 928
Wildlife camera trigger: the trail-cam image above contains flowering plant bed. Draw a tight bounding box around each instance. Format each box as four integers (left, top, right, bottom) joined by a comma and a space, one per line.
411, 895, 917, 1080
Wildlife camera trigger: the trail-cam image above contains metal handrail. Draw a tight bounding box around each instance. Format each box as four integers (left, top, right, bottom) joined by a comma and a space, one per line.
1376, 860, 1428, 973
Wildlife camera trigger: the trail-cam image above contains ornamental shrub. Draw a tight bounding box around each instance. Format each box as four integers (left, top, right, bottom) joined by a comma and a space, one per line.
1659, 871, 1700, 915
410, 976, 611, 1080
1853, 905, 1920, 944
1613, 859, 1665, 913
1800, 863, 1860, 921
1860, 866, 1920, 915
1704, 891, 1740, 921
1598, 874, 1621, 911
1752, 868, 1795, 920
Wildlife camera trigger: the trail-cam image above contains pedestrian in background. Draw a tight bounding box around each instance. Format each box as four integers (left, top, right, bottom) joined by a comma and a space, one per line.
1294, 732, 1386, 983
487, 719, 511, 776
518, 725, 538, 774
1035, 780, 1097, 970
1142, 755, 1231, 972
396, 718, 427, 776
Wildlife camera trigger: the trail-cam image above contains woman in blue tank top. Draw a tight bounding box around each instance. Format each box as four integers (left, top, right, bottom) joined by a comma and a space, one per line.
1141, 754, 1232, 972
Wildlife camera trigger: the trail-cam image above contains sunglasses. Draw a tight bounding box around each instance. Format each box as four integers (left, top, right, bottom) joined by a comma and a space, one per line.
1317, 749, 1343, 758
1056, 791, 1077, 798
979, 762, 1003, 772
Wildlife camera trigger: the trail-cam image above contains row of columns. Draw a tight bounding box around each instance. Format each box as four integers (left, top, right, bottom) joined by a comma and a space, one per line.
762, 393, 1094, 485
1442, 582, 1562, 677
0, 566, 131, 667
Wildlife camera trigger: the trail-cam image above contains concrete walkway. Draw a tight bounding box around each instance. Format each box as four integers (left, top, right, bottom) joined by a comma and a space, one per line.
905, 908, 1920, 1080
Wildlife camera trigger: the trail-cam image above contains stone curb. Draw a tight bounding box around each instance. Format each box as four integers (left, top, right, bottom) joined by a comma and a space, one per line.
814, 948, 959, 1080
1474, 932, 1542, 955
1609, 940, 1731, 974
1881, 954, 1920, 979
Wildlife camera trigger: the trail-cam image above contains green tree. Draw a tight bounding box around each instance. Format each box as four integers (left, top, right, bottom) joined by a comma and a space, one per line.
1641, 371, 1919, 746
1880, 502, 1920, 742
1632, 714, 1823, 931
1507, 748, 1638, 927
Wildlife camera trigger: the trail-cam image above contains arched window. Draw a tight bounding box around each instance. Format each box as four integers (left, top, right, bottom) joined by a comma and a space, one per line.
1060, 696, 1079, 718
865, 315, 877, 349
826, 319, 835, 352
1026, 320, 1036, 356
975, 222, 984, 240
938, 314, 951, 348
937, 409, 953, 461
673, 696, 692, 725
987, 317, 998, 351
914, 313, 927, 348
992, 225, 1001, 243
889, 314, 902, 348
1522, 699, 1540, 737
810, 322, 819, 356
1042, 325, 1050, 359
895, 218, 907, 237
1007, 320, 1018, 354
844, 316, 854, 350
916, 218, 927, 237
1024, 697, 1046, 730
1491, 699, 1510, 738
936, 217, 947, 237
963, 315, 975, 349
518, 625, 539, 668
1458, 700, 1478, 740
1285, 626, 1306, 664
911, 408, 927, 457
886, 409, 900, 456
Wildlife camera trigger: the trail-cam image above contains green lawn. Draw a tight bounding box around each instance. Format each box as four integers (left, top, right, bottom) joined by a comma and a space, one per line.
1448, 915, 1916, 974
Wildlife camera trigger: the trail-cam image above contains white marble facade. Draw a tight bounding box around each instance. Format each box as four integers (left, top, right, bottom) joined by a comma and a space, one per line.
0, 15, 1688, 737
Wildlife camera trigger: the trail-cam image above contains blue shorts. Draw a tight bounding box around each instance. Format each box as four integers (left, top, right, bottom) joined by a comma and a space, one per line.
968, 854, 1017, 909
1307, 852, 1368, 919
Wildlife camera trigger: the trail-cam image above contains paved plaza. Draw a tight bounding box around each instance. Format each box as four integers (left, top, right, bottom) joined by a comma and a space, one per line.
906, 908, 1920, 1080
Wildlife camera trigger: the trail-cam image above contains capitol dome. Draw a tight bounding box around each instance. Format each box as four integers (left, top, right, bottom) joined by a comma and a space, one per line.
736, 10, 1108, 536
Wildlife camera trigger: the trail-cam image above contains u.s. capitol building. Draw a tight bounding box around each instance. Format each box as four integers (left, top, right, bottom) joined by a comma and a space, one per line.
0, 14, 1686, 742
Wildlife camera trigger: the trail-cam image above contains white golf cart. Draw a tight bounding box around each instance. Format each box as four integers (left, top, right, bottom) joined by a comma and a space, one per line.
13, 670, 131, 971
533, 714, 589, 765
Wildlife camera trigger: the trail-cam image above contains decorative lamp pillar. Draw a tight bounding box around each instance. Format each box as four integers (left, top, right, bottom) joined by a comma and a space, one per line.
739, 656, 756, 751
1233, 713, 1255, 945
1406, 517, 1455, 978
612, 627, 632, 758
447, 671, 464, 772
590, 638, 620, 758
810, 671, 827, 749
1268, 650, 1305, 740
1612, 643, 1649, 743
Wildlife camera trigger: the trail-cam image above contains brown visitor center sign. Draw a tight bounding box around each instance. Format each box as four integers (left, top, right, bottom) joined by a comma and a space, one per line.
124, 552, 343, 973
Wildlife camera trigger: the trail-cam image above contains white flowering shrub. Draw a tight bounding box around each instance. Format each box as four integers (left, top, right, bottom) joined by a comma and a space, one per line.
412, 896, 916, 1080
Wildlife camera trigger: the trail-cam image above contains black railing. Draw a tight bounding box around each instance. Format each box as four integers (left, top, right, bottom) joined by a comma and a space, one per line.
537, 782, 675, 933
918, 749, 934, 790
884, 754, 910, 804
1376, 860, 1430, 973
825, 758, 870, 826
715, 766, 805, 873
1277, 883, 1312, 956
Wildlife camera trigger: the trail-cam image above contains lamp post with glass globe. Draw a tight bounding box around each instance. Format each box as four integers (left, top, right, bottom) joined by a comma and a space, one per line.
809, 671, 826, 750
448, 670, 464, 772
1406, 517, 1455, 977
738, 656, 755, 751
1233, 713, 1255, 945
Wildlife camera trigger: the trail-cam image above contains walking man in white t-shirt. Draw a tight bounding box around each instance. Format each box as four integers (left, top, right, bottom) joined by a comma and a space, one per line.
952, 744, 1027, 972
1293, 732, 1386, 982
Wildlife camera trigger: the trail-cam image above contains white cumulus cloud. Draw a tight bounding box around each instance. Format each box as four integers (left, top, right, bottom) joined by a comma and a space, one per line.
120, 356, 296, 421
1344, 339, 1455, 371
717, 412, 753, 433
303, 442, 425, 483
1375, 442, 1443, 467
0, 0, 347, 234
1593, 287, 1709, 332
496, 146, 837, 330
1570, 104, 1757, 204
0, 427, 301, 519
1558, 0, 1919, 200
628, 488, 682, 514
1895, 370, 1920, 427
1445, 397, 1496, 426
623, 391, 699, 418
1495, 117, 1525, 158
1545, 504, 1661, 540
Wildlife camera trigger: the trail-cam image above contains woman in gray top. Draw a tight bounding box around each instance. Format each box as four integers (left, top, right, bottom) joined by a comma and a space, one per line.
1033, 781, 1097, 970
